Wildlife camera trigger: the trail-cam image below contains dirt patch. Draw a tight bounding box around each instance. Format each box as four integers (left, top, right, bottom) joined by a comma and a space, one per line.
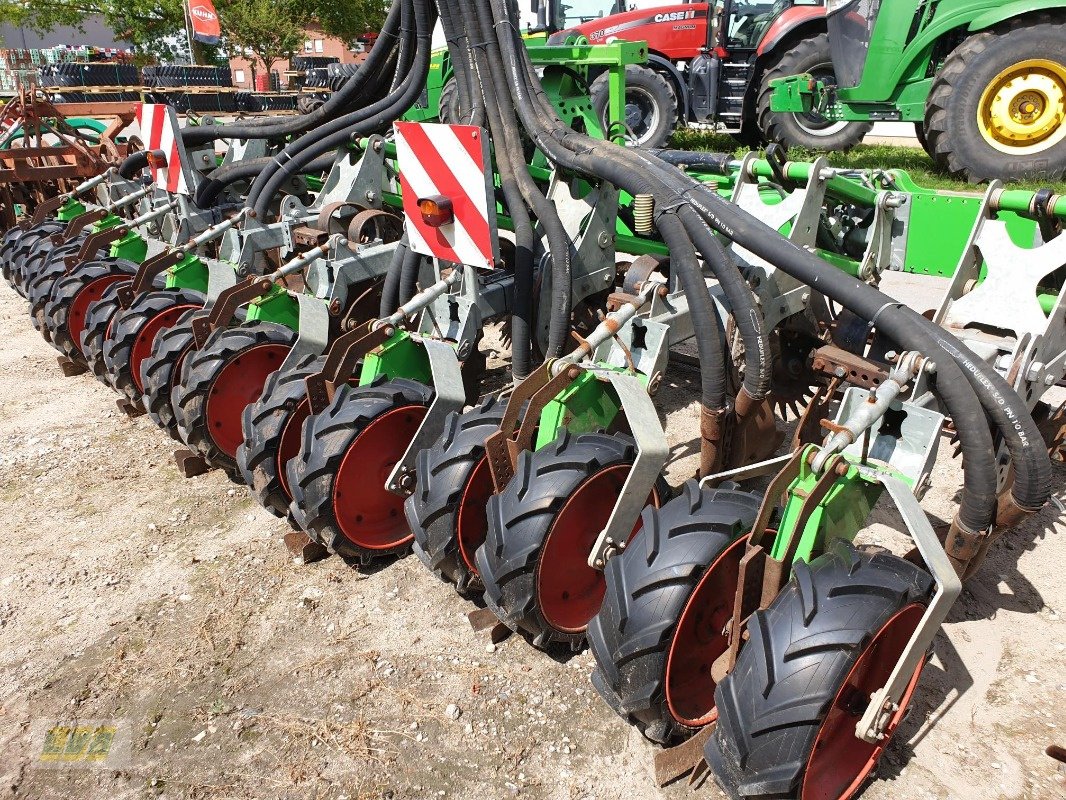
1, 278, 1064, 800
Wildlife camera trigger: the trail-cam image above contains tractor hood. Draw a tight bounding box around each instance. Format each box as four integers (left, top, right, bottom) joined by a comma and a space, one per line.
546, 3, 709, 59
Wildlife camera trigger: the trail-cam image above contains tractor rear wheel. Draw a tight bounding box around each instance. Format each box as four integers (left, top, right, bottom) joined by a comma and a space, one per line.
706, 541, 933, 800
237, 353, 326, 520
104, 288, 206, 407
45, 258, 138, 364
588, 481, 761, 744
406, 397, 506, 593
141, 308, 208, 441
287, 378, 433, 563
925, 17, 1066, 182
757, 32, 872, 152
173, 321, 296, 479
591, 65, 677, 148
477, 431, 665, 651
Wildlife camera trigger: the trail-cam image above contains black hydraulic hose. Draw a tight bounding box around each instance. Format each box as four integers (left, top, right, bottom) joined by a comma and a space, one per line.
650, 149, 734, 174
179, 0, 406, 147
687, 178, 1052, 517
243, 1, 420, 212
467, 0, 573, 358
683, 184, 1007, 531
456, 17, 534, 374
193, 153, 335, 208
457, 0, 544, 369
639, 137, 1043, 526
247, 3, 435, 219
914, 313, 1052, 513
438, 0, 484, 126
379, 238, 410, 317
398, 244, 422, 305
118, 150, 149, 179
658, 214, 728, 412
246, 56, 430, 219
489, 16, 734, 411
676, 203, 771, 400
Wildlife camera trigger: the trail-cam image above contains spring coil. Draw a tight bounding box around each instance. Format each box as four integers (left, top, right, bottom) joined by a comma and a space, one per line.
633, 193, 654, 235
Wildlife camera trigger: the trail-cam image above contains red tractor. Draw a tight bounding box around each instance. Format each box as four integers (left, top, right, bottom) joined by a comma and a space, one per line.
543, 0, 872, 149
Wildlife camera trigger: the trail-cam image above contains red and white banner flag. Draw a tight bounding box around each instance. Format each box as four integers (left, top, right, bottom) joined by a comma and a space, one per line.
187, 0, 221, 45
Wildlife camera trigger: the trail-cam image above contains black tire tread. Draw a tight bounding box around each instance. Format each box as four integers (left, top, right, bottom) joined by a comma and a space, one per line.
406, 397, 506, 592
707, 541, 933, 800
477, 430, 641, 651
141, 307, 208, 441
81, 280, 129, 386
757, 32, 872, 152
287, 378, 433, 563
588, 481, 762, 744
104, 288, 206, 406
44, 258, 138, 362
924, 14, 1066, 182
173, 321, 296, 480
236, 352, 323, 519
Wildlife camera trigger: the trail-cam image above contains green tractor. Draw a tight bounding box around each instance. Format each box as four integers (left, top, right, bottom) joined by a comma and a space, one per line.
770, 0, 1066, 182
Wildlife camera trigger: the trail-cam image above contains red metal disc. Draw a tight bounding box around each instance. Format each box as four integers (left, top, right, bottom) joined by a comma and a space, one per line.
332, 404, 427, 550
204, 343, 290, 458
537, 464, 655, 634
276, 397, 311, 500
664, 535, 748, 727
801, 603, 926, 800
129, 304, 200, 392
456, 455, 494, 574
67, 275, 128, 356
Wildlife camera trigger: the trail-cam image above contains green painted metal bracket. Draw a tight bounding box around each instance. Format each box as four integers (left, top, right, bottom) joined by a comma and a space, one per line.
163, 253, 210, 293
358, 329, 432, 387
109, 230, 148, 263
768, 73, 818, 114
89, 213, 124, 234
770, 446, 904, 566
56, 199, 86, 222
533, 367, 648, 450
246, 284, 301, 331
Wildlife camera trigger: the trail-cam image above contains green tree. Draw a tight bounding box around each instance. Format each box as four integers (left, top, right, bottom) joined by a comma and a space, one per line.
217, 0, 309, 88
315, 0, 389, 47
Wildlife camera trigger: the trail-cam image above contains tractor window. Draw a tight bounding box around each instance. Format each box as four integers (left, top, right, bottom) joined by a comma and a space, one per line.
726, 1, 779, 49
555, 0, 625, 27
826, 0, 881, 88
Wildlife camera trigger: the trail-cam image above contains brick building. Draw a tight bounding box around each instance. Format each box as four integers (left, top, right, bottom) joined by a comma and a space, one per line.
228, 23, 366, 91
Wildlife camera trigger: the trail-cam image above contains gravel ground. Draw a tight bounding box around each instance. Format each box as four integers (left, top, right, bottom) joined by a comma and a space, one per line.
0, 273, 1064, 800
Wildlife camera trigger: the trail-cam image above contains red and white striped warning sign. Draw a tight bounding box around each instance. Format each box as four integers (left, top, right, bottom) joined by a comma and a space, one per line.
394, 121, 498, 268
135, 103, 196, 196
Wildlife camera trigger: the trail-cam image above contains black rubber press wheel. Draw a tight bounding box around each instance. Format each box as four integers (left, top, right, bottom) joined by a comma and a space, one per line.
706, 541, 933, 800
287, 378, 433, 563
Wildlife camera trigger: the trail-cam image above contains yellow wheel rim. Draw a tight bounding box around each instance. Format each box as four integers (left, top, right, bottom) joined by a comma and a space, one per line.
977, 58, 1066, 155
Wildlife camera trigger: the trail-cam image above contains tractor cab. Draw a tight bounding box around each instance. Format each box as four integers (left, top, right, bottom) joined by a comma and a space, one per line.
822, 0, 879, 92
689, 0, 825, 130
